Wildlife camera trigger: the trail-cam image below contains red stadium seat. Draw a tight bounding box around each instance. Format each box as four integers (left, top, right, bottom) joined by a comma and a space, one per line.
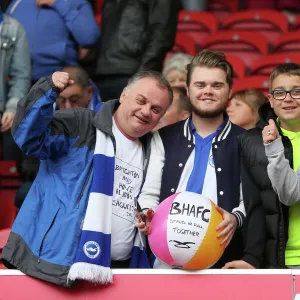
0, 160, 22, 188
95, 14, 102, 25
208, 0, 239, 22
94, 0, 104, 25
178, 11, 218, 44
225, 54, 246, 78
0, 228, 10, 269
0, 160, 19, 177
249, 53, 300, 76
0, 228, 10, 251
201, 31, 269, 66
272, 32, 300, 54
0, 189, 17, 229
291, 14, 300, 31
172, 33, 197, 56
0, 160, 21, 229
221, 10, 289, 42
233, 76, 270, 95
95, 0, 104, 12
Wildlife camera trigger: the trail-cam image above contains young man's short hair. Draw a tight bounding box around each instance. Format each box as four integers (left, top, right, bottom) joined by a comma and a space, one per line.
186, 49, 234, 88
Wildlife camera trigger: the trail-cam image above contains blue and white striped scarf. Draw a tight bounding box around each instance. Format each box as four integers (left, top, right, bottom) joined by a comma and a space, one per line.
68, 129, 150, 284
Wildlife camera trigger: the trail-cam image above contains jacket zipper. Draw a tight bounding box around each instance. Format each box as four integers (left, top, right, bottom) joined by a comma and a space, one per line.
76, 163, 93, 209
38, 208, 60, 263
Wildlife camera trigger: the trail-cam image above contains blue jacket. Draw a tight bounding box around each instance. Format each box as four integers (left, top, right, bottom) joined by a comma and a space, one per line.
7, 0, 100, 81
2, 77, 150, 286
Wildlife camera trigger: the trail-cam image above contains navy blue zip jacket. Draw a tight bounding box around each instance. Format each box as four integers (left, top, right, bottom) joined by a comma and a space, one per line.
139, 118, 246, 267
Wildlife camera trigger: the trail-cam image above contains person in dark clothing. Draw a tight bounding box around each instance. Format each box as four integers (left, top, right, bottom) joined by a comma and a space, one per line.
0, 0, 12, 12
93, 0, 180, 102
224, 63, 300, 269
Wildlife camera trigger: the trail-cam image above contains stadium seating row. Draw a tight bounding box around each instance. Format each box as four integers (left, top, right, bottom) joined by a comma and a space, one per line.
174, 30, 300, 64
178, 10, 300, 43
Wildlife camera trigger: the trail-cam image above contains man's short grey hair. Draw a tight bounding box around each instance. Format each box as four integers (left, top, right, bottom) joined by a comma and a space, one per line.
162, 53, 193, 78
127, 70, 173, 105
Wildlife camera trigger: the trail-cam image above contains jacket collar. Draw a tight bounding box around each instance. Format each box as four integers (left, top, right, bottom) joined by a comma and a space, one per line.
93, 99, 120, 136
184, 113, 232, 144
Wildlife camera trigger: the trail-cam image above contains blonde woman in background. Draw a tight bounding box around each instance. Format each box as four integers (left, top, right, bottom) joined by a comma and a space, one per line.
163, 53, 193, 88
226, 89, 268, 129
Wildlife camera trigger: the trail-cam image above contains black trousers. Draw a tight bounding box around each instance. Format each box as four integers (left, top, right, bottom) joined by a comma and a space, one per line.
111, 259, 131, 268
1, 130, 21, 161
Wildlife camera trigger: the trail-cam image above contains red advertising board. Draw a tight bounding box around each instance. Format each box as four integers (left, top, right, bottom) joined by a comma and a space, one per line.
0, 270, 294, 300
292, 270, 300, 299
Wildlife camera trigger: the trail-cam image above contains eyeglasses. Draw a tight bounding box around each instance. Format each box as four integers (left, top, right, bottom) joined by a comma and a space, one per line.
271, 89, 300, 100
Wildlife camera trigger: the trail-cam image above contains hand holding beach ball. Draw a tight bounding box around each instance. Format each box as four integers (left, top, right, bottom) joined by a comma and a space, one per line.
148, 192, 225, 270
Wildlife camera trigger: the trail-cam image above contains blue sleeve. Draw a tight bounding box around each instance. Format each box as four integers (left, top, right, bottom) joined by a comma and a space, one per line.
51, 0, 100, 47
12, 77, 82, 160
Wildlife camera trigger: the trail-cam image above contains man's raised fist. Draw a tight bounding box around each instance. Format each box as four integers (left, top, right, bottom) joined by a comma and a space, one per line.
51, 72, 74, 91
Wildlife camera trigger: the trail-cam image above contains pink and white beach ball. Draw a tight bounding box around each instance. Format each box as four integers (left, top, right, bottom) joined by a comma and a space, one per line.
148, 191, 225, 270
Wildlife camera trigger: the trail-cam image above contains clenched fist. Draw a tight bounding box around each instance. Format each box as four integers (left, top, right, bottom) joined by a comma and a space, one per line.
51, 72, 74, 92
262, 119, 280, 144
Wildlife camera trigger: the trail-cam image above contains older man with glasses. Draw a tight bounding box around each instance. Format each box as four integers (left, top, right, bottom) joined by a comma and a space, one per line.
223, 63, 300, 269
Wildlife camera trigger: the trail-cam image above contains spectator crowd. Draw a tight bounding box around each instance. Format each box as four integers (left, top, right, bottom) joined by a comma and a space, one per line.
0, 0, 300, 288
